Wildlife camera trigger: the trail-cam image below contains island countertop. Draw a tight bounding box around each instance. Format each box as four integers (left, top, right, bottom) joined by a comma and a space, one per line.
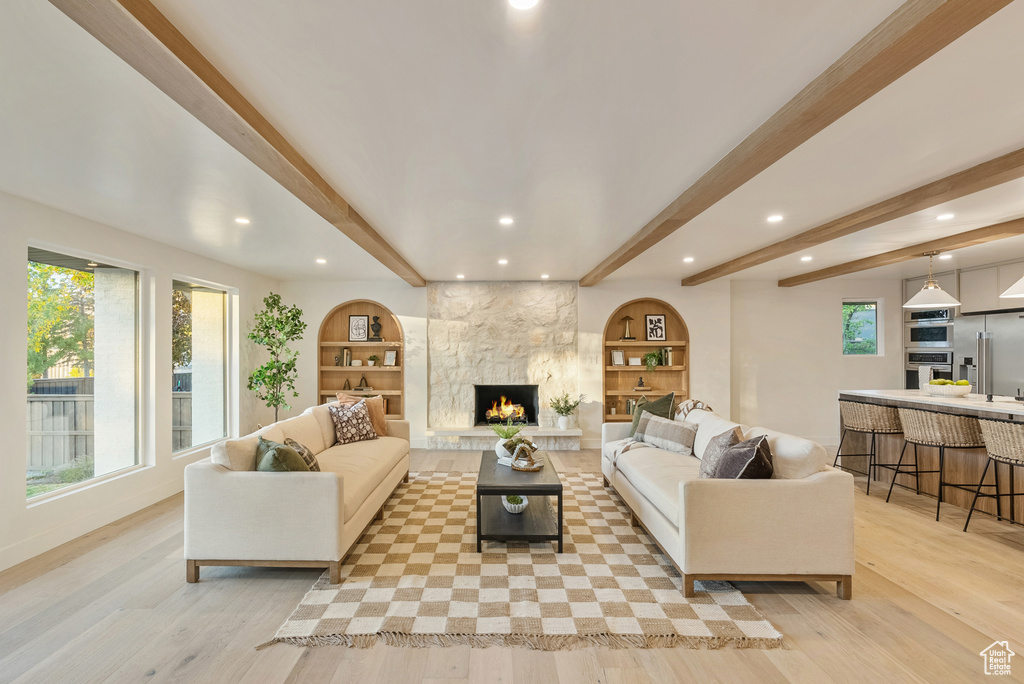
839, 389, 1024, 421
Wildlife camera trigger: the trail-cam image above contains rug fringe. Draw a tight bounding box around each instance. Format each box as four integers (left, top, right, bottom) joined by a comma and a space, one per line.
256, 632, 785, 651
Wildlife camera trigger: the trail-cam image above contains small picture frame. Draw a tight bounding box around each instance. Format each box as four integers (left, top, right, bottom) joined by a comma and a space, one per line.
645, 314, 667, 342
349, 315, 369, 342
383, 350, 398, 366
610, 350, 625, 366
628, 357, 642, 366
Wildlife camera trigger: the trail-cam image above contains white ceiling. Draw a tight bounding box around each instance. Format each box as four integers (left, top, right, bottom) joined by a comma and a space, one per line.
3, 0, 1024, 285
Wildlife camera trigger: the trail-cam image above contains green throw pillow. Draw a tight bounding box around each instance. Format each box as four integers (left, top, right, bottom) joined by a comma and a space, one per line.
255, 437, 311, 473
629, 392, 676, 437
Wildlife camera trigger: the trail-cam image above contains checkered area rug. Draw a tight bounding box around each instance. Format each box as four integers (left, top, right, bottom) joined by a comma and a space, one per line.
261, 471, 783, 650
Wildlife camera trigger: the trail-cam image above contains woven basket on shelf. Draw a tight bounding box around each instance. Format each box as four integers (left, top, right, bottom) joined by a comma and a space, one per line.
839, 401, 902, 434
898, 408, 985, 448
979, 420, 1024, 465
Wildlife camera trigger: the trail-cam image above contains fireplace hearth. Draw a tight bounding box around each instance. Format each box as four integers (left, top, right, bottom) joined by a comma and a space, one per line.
474, 384, 539, 426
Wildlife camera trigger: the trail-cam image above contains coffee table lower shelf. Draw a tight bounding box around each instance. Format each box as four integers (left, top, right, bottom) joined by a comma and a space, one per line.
477, 495, 562, 552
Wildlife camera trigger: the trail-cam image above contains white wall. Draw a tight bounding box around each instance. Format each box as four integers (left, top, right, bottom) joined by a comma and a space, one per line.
278, 280, 430, 448
0, 190, 277, 572
578, 279, 733, 448
729, 279, 904, 448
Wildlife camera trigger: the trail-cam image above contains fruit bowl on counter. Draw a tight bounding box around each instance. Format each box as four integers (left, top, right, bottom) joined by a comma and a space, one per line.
922, 381, 972, 397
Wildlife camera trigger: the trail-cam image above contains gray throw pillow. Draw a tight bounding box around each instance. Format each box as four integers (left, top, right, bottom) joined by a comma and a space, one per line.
699, 435, 775, 479
284, 438, 320, 472
697, 427, 743, 478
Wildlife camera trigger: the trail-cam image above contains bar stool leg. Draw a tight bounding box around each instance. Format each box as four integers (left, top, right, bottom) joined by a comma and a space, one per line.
936, 446, 945, 522
834, 429, 847, 468
866, 432, 876, 496
964, 458, 993, 533
1012, 465, 1017, 525
994, 462, 1003, 521
886, 441, 909, 503
913, 444, 921, 495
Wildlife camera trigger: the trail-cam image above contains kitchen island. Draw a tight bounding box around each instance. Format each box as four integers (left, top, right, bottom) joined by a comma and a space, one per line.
838, 389, 1024, 521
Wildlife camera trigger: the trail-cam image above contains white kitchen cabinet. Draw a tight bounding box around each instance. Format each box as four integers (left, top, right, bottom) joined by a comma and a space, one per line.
959, 267, 1000, 314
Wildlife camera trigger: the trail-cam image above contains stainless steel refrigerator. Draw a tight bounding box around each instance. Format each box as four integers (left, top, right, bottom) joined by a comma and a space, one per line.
954, 312, 1024, 397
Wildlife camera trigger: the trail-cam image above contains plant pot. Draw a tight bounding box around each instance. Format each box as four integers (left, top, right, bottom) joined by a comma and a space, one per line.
557, 415, 571, 430
367, 360, 375, 366
502, 495, 528, 514
496, 438, 513, 460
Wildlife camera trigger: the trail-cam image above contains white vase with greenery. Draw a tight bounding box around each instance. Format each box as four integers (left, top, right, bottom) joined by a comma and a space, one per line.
549, 392, 586, 430
491, 417, 522, 458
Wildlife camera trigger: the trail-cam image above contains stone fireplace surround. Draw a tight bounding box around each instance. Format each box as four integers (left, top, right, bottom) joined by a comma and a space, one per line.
425, 281, 582, 450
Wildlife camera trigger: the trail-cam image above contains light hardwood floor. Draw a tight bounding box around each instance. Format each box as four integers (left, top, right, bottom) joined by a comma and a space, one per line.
2, 449, 1023, 683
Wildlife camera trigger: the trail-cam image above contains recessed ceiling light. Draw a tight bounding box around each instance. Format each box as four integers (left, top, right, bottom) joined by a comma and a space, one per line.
766, 215, 784, 223
509, 0, 539, 9
938, 254, 953, 260
683, 257, 695, 263
541, 274, 549, 279
86, 262, 98, 267
456, 274, 465, 279
937, 213, 955, 221
315, 258, 326, 264
498, 259, 508, 265
499, 216, 514, 226
234, 217, 250, 224
800, 255, 813, 262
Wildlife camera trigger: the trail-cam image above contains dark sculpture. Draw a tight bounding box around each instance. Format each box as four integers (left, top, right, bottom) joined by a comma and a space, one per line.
368, 315, 383, 342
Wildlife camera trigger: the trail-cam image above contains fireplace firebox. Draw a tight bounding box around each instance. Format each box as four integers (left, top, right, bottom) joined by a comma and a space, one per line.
474, 384, 539, 426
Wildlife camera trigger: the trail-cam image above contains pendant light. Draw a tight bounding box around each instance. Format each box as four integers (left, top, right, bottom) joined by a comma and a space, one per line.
1000, 272, 1024, 298
903, 251, 961, 309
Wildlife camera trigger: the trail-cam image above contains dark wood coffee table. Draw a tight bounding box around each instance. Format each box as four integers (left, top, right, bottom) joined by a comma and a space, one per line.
476, 451, 563, 553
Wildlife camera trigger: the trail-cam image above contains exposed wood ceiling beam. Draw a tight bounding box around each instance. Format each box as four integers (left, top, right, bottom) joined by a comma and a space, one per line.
778, 217, 1024, 287
578, 0, 1012, 288
681, 145, 1024, 287
49, 0, 427, 287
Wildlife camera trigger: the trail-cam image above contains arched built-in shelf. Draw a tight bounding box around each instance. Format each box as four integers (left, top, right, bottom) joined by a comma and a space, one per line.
602, 298, 689, 422
317, 299, 405, 419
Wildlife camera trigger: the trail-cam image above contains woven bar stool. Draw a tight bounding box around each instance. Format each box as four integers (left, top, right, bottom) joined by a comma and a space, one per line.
894, 408, 986, 521
964, 419, 1024, 532
835, 401, 903, 495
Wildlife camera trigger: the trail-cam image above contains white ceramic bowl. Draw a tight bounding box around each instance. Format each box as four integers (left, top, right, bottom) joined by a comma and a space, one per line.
922, 383, 972, 397
502, 496, 528, 514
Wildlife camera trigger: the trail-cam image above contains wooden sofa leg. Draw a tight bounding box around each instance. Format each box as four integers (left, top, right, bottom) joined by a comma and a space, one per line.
186, 560, 199, 583
375, 506, 385, 521
837, 575, 852, 600
629, 512, 640, 528
404, 471, 410, 483
603, 476, 609, 487
329, 561, 341, 585
682, 575, 695, 598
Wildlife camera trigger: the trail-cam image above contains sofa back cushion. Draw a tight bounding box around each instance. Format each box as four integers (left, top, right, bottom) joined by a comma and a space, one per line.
306, 403, 338, 450
275, 413, 326, 454
210, 434, 261, 471
687, 409, 747, 460
744, 426, 826, 479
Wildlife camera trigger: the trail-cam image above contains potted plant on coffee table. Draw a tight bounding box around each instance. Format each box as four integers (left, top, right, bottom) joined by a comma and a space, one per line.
491, 416, 523, 459
549, 392, 586, 430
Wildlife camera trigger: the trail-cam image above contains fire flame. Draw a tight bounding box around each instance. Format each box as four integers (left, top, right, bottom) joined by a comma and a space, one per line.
486, 396, 525, 421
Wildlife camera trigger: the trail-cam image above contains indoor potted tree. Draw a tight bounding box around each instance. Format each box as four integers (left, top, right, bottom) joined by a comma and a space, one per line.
549, 392, 586, 430
247, 292, 307, 424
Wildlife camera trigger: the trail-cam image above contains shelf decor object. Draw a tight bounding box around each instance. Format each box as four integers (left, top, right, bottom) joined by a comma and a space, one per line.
602, 298, 689, 421
318, 300, 405, 418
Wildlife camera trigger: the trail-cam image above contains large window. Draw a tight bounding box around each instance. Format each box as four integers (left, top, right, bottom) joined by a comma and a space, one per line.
842, 301, 878, 356
27, 248, 138, 498
172, 280, 226, 451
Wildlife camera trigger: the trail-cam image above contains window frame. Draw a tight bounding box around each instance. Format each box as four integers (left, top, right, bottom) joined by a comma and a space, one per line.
841, 298, 883, 357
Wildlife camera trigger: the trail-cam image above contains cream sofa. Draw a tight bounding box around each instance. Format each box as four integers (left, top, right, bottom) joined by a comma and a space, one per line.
602, 408, 855, 599
184, 401, 410, 584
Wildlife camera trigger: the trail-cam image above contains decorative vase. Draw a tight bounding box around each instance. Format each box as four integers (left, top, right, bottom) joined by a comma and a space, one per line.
367, 360, 375, 366
502, 496, 528, 514
496, 438, 513, 460
557, 415, 571, 430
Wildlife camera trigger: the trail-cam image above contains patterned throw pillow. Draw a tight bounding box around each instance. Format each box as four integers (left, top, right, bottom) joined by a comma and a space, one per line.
628, 392, 676, 437
284, 438, 320, 472
634, 413, 697, 456
697, 426, 743, 477
336, 393, 388, 436
675, 399, 713, 421
327, 400, 378, 446
699, 435, 775, 479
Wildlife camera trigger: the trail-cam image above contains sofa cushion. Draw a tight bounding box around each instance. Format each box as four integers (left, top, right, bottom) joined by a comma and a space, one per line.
687, 410, 746, 460
328, 401, 378, 446
699, 435, 774, 479
210, 434, 260, 471
255, 437, 311, 472
276, 414, 326, 454
635, 413, 696, 456
306, 403, 337, 450
744, 427, 826, 480
318, 437, 409, 522
616, 448, 701, 525
285, 437, 320, 472
629, 392, 675, 437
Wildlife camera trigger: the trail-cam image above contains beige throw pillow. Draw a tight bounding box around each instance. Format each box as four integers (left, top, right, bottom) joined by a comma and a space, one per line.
634, 413, 696, 456
336, 393, 388, 436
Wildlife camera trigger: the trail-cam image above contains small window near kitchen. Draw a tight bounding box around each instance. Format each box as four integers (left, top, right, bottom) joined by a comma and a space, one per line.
842, 301, 878, 356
